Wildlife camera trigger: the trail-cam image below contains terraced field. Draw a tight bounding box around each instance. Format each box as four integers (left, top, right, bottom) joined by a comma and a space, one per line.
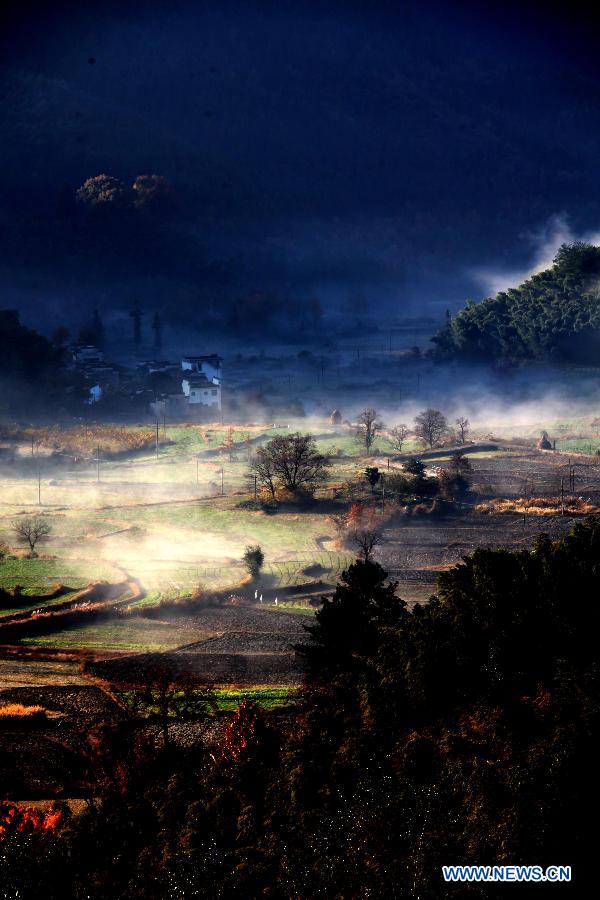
2, 417, 600, 680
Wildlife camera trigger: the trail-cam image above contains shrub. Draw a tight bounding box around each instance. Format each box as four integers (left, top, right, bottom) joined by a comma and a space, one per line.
243, 545, 265, 579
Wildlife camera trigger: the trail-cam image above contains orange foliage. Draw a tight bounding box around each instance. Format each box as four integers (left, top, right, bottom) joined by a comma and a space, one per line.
0, 804, 62, 839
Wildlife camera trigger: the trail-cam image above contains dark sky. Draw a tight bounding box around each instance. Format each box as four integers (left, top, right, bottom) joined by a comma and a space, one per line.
2, 0, 600, 337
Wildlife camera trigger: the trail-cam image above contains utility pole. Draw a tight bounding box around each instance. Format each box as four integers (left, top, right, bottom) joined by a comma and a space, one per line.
38, 464, 41, 506
254, 473, 257, 501
129, 300, 143, 346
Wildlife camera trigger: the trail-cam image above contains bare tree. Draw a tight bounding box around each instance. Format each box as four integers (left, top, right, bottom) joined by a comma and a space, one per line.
251, 433, 330, 496
250, 446, 278, 499
357, 408, 382, 453
414, 408, 448, 449
125, 666, 217, 749
11, 516, 52, 554
344, 504, 383, 562
389, 423, 409, 452
455, 416, 470, 444
349, 526, 382, 563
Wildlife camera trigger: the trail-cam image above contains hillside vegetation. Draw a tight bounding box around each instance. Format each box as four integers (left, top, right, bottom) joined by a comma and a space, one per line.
433, 242, 600, 363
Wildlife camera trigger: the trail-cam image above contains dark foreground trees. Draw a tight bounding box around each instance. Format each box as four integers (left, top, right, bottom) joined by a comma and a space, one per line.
5, 518, 600, 898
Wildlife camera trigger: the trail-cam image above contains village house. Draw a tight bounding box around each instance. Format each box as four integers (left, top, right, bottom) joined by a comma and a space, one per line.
181, 355, 222, 411
150, 354, 223, 420
71, 344, 120, 404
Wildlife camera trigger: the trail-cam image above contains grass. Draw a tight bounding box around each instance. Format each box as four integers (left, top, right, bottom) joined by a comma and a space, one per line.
0, 558, 121, 593
0, 594, 79, 619
554, 438, 600, 455
214, 686, 297, 710
314, 433, 420, 458
0, 703, 51, 725
118, 685, 298, 713
475, 497, 600, 516
21, 617, 215, 652
425, 450, 513, 463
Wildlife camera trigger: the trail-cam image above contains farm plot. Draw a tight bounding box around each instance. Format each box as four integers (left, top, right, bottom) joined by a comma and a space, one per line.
70, 604, 309, 686
4, 426, 598, 661
20, 615, 218, 652
378, 510, 579, 605
469, 450, 600, 497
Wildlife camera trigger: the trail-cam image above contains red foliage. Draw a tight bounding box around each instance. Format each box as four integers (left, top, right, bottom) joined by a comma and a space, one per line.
219, 700, 263, 765
345, 502, 380, 531
346, 502, 364, 529
0, 804, 62, 839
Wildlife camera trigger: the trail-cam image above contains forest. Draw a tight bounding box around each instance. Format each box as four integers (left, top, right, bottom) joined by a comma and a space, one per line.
432, 242, 600, 364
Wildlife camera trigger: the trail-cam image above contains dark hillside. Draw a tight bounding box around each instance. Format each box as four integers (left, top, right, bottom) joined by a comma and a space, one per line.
433, 242, 600, 364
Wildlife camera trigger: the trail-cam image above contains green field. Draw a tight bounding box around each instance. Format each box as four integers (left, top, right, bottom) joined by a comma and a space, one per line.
5, 413, 596, 653
0, 558, 122, 593
0, 420, 361, 616
21, 616, 214, 652
214, 686, 297, 710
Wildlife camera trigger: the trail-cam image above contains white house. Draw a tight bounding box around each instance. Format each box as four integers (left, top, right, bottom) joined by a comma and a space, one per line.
181, 355, 222, 382
181, 355, 222, 411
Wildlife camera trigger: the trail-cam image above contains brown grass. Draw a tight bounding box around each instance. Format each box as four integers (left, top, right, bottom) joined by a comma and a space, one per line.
476, 496, 600, 516
0, 703, 48, 723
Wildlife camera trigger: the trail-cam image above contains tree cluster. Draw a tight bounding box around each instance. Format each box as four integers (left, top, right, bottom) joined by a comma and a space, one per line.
432, 241, 600, 363
76, 173, 173, 212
